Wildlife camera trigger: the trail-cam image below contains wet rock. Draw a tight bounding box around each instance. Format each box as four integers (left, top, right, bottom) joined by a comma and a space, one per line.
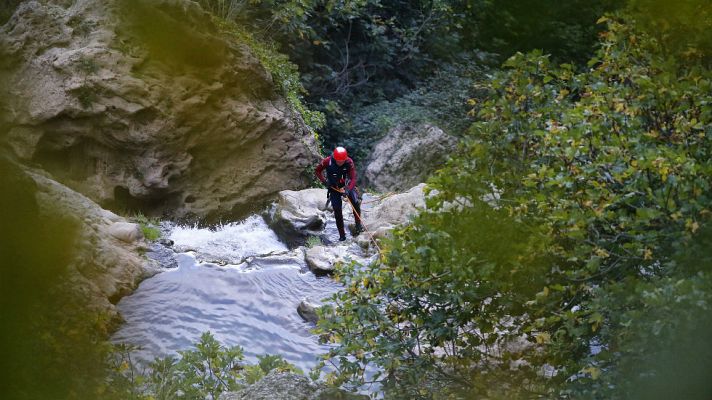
364, 124, 457, 192
355, 236, 372, 250
0, 0, 319, 221
297, 298, 321, 324
108, 222, 143, 243
145, 242, 178, 269
266, 189, 330, 248
244, 248, 305, 271
264, 184, 425, 271
304, 244, 350, 274
219, 371, 367, 400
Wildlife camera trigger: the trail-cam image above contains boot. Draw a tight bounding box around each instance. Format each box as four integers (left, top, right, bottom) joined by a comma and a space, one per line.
349, 222, 365, 236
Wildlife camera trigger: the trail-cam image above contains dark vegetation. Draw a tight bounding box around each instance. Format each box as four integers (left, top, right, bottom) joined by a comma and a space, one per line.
1, 0, 711, 398
0, 0, 23, 25
199, 0, 621, 160
196, 1, 711, 398
310, 1, 712, 398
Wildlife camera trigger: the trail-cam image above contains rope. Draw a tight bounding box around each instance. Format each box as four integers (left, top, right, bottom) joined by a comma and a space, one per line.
360, 192, 397, 205
331, 186, 385, 259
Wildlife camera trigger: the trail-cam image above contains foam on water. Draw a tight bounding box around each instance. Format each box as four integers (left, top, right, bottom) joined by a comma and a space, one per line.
168, 215, 288, 264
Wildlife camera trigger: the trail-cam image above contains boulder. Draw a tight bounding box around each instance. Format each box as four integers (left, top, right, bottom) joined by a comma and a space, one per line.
27, 166, 159, 326
304, 244, 350, 274
266, 189, 330, 247
266, 184, 426, 255
297, 298, 321, 324
0, 0, 319, 222
219, 371, 367, 400
362, 183, 427, 239
107, 222, 143, 243
364, 124, 456, 193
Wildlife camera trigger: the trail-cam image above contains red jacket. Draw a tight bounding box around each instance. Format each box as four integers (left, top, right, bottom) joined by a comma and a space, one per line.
315, 156, 357, 190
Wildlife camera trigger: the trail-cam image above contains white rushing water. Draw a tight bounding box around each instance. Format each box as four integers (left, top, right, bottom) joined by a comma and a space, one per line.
111, 215, 341, 373
168, 215, 289, 264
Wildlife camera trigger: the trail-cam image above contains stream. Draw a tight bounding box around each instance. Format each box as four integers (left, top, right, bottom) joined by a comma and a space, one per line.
111, 215, 345, 373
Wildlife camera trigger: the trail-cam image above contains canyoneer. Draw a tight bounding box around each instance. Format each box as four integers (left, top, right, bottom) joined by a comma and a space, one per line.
315, 146, 364, 241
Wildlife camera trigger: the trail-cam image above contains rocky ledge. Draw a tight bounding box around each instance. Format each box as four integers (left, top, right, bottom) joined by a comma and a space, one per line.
2, 156, 160, 328
267, 183, 427, 256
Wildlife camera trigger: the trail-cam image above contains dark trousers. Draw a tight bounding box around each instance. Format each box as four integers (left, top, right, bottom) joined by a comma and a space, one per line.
329, 188, 362, 238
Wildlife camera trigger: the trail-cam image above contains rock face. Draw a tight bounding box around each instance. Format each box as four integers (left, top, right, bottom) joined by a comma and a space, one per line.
0, 0, 319, 222
219, 371, 367, 400
363, 124, 456, 193
362, 183, 427, 239
266, 188, 330, 247
269, 184, 427, 251
27, 165, 159, 326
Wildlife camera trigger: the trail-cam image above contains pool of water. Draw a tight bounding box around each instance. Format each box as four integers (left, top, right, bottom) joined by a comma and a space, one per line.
111, 215, 342, 373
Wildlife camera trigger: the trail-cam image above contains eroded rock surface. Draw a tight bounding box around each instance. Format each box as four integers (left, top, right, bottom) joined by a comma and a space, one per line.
0, 0, 319, 221
363, 124, 456, 193
270, 184, 427, 252
362, 183, 427, 239
304, 244, 351, 274
266, 188, 330, 247
297, 298, 321, 324
28, 166, 159, 326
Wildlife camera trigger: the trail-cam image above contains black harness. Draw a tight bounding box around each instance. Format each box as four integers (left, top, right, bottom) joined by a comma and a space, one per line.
326, 157, 352, 189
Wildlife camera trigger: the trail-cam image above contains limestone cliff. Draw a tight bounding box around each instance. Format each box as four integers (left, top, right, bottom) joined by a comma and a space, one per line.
0, 0, 319, 222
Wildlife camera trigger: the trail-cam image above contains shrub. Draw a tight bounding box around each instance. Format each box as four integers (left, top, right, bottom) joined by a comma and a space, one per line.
323, 60, 488, 163
315, 11, 712, 399
133, 213, 161, 241
109, 332, 304, 399
210, 16, 325, 135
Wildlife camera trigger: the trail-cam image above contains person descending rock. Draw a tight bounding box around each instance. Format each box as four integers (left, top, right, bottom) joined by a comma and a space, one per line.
315, 147, 364, 241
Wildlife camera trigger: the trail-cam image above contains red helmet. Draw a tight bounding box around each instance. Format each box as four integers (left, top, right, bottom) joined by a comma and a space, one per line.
333, 146, 348, 161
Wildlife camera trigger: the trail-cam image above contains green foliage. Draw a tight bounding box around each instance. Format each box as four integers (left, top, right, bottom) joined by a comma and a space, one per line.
203, 0, 622, 157
196, 0, 244, 21
316, 205, 554, 398
191, 1, 626, 160
109, 332, 304, 399
0, 0, 22, 25
210, 15, 325, 134
627, 0, 712, 66
74, 57, 99, 109
467, 0, 623, 64
77, 57, 99, 74
175, 332, 244, 399
305, 235, 322, 248
75, 86, 97, 109
243, 354, 303, 384
316, 10, 712, 399
471, 16, 712, 287
133, 213, 161, 241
